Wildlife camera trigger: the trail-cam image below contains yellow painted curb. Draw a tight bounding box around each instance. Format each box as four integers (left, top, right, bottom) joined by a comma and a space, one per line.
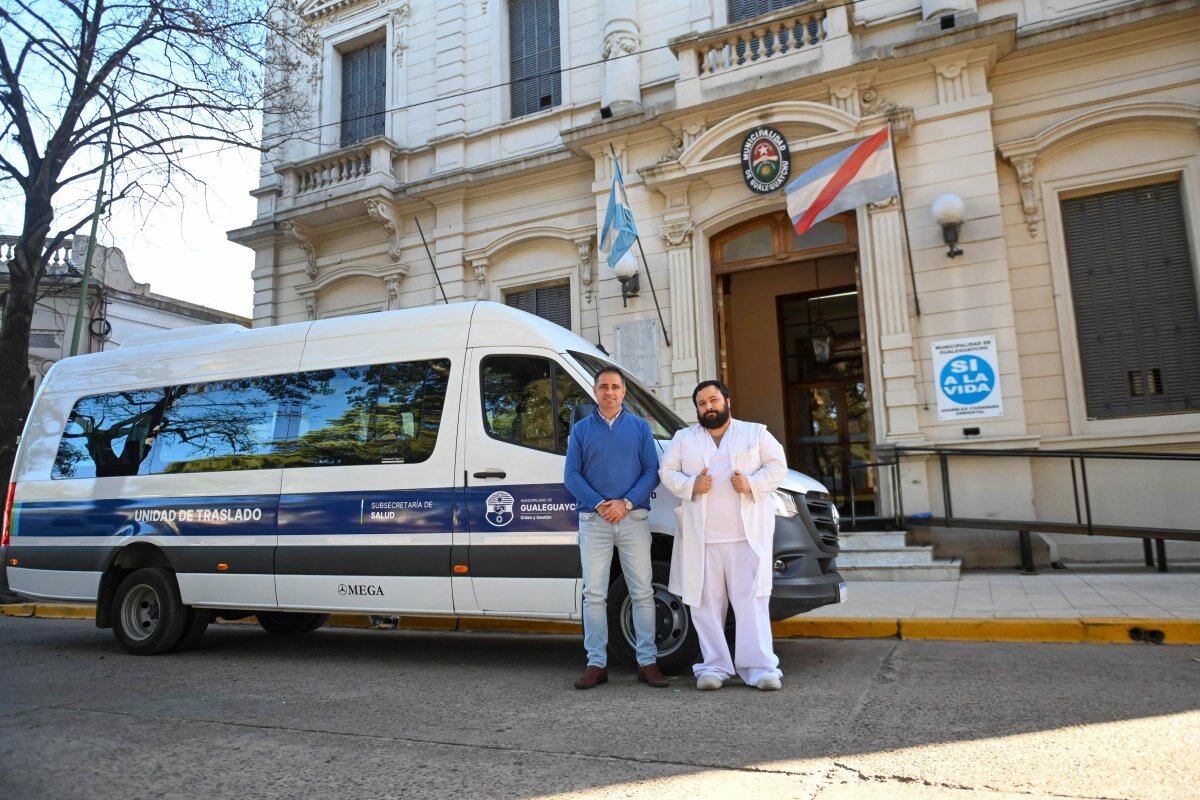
773, 617, 899, 639
326, 613, 372, 629
458, 617, 581, 635
1082, 618, 1200, 645
900, 618, 1087, 643
0, 603, 35, 617
33, 603, 95, 620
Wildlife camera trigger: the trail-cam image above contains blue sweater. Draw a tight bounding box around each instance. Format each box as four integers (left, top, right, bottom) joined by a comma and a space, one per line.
564, 409, 660, 511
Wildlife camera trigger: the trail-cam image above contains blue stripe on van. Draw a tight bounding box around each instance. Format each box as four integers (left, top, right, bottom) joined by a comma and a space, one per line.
11, 484, 584, 538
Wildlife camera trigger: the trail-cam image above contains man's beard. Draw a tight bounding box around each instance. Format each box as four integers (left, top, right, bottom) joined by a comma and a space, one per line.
698, 408, 730, 429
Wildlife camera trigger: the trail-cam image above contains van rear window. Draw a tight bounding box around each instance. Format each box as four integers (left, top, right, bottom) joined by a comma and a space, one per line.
50, 359, 451, 479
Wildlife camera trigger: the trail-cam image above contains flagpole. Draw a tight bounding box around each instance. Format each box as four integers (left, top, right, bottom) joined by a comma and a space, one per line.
608, 145, 671, 348
887, 121, 922, 317
633, 234, 671, 348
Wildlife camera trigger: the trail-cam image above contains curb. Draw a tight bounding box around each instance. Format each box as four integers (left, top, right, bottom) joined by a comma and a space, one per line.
5, 604, 1199, 645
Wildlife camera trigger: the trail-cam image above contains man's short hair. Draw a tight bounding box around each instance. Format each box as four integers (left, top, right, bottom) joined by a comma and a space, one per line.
594, 365, 625, 387
692, 379, 731, 407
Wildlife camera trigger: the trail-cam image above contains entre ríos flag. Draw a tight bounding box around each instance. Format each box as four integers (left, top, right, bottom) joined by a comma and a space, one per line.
785, 126, 898, 236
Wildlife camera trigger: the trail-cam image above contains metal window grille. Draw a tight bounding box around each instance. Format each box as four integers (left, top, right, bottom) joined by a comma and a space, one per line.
509, 0, 561, 118
506, 283, 571, 330
341, 40, 386, 146
1061, 180, 1200, 419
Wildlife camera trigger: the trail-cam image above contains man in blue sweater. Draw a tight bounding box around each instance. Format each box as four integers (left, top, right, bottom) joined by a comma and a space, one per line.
564, 365, 666, 689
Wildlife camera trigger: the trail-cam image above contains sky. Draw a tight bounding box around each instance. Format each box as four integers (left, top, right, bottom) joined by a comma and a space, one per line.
1, 145, 260, 320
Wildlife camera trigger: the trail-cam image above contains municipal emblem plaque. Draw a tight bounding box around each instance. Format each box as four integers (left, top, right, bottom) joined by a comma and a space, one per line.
740, 126, 791, 194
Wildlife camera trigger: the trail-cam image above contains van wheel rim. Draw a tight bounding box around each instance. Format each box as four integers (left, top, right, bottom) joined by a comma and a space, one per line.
121, 585, 161, 642
620, 582, 689, 658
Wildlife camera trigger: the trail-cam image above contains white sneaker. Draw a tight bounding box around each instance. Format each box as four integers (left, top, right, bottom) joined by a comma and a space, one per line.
754, 675, 782, 691
696, 673, 724, 691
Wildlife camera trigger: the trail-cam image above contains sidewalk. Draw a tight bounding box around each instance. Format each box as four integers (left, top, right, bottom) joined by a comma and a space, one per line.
810, 563, 1200, 620
4, 565, 1199, 645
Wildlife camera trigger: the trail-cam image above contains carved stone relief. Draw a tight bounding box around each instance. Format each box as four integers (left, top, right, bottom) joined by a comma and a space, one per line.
1010, 156, 1041, 237
574, 237, 595, 303
659, 221, 694, 249
365, 198, 408, 269
283, 220, 318, 280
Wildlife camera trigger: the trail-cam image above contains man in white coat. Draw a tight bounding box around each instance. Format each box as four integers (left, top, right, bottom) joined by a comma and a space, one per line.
659, 380, 788, 691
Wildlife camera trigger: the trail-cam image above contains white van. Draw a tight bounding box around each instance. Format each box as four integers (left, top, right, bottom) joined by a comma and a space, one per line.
1, 302, 843, 672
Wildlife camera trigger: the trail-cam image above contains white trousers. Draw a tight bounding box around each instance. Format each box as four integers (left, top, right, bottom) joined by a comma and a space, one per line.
691, 539, 782, 685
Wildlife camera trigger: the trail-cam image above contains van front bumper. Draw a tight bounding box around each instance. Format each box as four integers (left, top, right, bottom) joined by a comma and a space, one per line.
767, 496, 844, 621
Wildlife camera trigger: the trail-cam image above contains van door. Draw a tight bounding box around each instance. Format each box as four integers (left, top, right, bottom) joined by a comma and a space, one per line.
274, 356, 460, 614
462, 347, 592, 615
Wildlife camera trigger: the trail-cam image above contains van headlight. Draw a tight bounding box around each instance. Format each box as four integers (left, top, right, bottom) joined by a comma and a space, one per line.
771, 490, 799, 518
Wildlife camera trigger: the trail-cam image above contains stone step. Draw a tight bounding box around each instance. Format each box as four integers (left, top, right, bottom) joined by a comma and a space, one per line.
837, 559, 963, 582
836, 546, 938, 567
838, 531, 910, 550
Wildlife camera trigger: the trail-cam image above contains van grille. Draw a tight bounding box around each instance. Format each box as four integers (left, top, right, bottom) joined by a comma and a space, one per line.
805, 492, 839, 548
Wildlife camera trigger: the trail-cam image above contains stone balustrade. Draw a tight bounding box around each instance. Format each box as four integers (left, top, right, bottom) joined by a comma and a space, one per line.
670, 2, 853, 108
0, 235, 76, 273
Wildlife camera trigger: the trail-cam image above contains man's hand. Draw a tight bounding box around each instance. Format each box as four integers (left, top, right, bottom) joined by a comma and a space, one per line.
607, 502, 629, 522
732, 470, 751, 495
693, 468, 712, 497
597, 500, 623, 523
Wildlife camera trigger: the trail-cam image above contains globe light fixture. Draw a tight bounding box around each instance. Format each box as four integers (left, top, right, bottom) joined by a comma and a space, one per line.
931, 193, 966, 258
614, 251, 640, 306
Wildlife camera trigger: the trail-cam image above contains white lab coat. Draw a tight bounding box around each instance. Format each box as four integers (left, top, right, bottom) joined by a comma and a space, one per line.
658, 419, 788, 607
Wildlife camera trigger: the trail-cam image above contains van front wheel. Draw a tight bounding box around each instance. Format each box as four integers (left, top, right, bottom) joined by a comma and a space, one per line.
607, 560, 698, 675
112, 568, 188, 655
257, 612, 330, 635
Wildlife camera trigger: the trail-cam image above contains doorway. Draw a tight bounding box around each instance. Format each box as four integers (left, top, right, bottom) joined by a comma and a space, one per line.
777, 289, 874, 518
711, 211, 876, 519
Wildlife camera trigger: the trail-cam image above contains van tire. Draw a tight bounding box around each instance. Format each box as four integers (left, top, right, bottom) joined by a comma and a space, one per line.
257, 612, 328, 635
111, 568, 188, 655
606, 560, 699, 675
173, 608, 211, 651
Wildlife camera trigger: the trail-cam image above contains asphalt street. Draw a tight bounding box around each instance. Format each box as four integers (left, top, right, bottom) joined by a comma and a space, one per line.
1, 616, 1197, 800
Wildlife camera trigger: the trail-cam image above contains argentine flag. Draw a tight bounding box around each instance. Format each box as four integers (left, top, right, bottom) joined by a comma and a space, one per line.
598, 159, 639, 268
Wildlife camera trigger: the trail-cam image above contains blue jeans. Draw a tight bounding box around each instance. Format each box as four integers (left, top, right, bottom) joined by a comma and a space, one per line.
578, 509, 657, 668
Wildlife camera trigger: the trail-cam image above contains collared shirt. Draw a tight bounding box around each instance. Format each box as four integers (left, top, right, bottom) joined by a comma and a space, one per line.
701, 430, 745, 543
598, 408, 623, 429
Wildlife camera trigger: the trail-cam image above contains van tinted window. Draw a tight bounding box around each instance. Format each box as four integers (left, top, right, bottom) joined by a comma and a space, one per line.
278, 359, 451, 467
52, 390, 166, 479
480, 355, 589, 455
50, 360, 452, 478
147, 377, 292, 474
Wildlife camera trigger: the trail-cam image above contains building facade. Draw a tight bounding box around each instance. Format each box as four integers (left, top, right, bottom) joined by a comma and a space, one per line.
230, 0, 1200, 565
0, 235, 250, 389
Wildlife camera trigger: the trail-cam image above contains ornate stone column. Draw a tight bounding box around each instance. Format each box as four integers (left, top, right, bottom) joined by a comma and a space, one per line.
601, 0, 641, 114
865, 197, 922, 442
660, 212, 698, 417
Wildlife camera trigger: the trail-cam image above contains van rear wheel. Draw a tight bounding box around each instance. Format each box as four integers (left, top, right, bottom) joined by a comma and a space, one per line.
112, 568, 188, 655
606, 560, 699, 675
257, 612, 329, 635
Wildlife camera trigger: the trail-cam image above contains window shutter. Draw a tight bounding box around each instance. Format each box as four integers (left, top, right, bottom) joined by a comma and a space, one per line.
1062, 180, 1200, 419
728, 0, 803, 23
509, 0, 561, 118
341, 40, 386, 146
506, 283, 571, 330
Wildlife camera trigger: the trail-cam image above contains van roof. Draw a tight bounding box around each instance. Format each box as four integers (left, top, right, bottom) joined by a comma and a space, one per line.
39, 301, 608, 396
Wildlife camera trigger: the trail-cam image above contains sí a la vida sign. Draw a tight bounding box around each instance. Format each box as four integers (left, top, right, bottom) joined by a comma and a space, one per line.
931, 335, 1004, 421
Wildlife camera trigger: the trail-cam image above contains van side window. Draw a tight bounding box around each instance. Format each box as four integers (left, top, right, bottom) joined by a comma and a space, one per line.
277, 359, 451, 467
481, 355, 589, 455
147, 377, 291, 474
52, 390, 166, 479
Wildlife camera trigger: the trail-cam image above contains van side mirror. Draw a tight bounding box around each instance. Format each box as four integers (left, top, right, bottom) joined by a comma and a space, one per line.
570, 402, 596, 427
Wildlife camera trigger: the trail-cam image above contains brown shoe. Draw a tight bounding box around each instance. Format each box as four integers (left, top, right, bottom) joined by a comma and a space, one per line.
637, 663, 669, 687
573, 665, 608, 690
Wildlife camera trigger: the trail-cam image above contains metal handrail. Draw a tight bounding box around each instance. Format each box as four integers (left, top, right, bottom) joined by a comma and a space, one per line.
883, 445, 1200, 573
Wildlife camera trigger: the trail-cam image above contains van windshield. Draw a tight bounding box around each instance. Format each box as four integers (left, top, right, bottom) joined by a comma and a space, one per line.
567, 351, 687, 441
